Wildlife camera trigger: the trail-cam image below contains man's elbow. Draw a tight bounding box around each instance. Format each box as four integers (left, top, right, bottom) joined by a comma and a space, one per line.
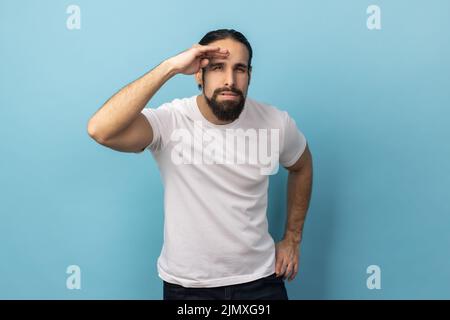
87, 120, 108, 145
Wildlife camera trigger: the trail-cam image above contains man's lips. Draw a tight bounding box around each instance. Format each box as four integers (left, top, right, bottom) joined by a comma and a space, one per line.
220, 91, 239, 96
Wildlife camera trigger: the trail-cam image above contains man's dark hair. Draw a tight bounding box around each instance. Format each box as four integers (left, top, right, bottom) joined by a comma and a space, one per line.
197, 29, 253, 90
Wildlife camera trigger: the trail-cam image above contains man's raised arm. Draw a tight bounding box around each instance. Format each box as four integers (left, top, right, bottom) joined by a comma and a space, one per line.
86, 44, 229, 153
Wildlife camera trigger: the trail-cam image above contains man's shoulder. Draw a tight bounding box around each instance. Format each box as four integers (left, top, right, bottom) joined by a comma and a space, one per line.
246, 96, 288, 122
147, 96, 196, 123
155, 95, 193, 112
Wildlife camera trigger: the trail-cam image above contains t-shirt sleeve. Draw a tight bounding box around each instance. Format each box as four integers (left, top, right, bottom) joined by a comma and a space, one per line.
279, 111, 307, 168
137, 103, 174, 154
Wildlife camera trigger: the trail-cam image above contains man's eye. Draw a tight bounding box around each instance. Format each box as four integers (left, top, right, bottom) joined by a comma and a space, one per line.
212, 65, 222, 70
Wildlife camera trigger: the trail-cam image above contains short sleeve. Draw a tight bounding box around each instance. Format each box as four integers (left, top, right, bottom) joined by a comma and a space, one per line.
138, 103, 174, 153
279, 111, 307, 168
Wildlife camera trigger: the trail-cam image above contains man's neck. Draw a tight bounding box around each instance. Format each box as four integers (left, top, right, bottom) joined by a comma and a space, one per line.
196, 94, 232, 125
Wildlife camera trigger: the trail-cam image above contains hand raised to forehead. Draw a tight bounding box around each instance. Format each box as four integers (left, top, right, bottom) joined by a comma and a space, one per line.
167, 44, 230, 75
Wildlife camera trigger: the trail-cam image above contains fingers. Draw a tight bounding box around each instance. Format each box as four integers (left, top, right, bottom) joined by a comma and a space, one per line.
275, 256, 284, 276
275, 257, 287, 277
194, 44, 229, 60
200, 58, 210, 68
200, 52, 229, 61
276, 258, 298, 281
288, 262, 299, 282
280, 263, 288, 278
197, 44, 229, 54
284, 261, 294, 281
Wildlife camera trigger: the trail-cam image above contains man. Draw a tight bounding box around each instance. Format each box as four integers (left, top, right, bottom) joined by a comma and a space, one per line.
87, 29, 313, 300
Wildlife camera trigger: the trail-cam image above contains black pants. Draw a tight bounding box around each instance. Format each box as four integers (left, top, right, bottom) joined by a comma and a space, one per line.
163, 273, 289, 300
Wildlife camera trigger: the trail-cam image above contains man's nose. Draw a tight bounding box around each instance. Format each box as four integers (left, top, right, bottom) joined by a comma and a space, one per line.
224, 69, 236, 87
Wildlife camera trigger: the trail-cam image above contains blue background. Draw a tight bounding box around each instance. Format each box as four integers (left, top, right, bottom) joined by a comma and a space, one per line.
1, 0, 449, 299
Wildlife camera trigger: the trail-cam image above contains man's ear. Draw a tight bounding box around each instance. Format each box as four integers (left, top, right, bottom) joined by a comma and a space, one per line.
248, 66, 252, 85
195, 69, 203, 89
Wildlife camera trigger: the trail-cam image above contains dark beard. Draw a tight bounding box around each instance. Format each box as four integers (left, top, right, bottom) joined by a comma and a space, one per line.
204, 88, 246, 122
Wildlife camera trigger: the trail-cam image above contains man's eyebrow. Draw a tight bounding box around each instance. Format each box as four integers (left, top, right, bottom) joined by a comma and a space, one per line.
209, 61, 249, 68
235, 62, 249, 69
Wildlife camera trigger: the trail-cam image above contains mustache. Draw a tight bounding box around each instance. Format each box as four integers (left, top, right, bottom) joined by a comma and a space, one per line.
215, 88, 242, 96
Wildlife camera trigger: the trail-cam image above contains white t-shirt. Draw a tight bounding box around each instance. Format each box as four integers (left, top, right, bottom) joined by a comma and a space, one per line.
139, 94, 307, 288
